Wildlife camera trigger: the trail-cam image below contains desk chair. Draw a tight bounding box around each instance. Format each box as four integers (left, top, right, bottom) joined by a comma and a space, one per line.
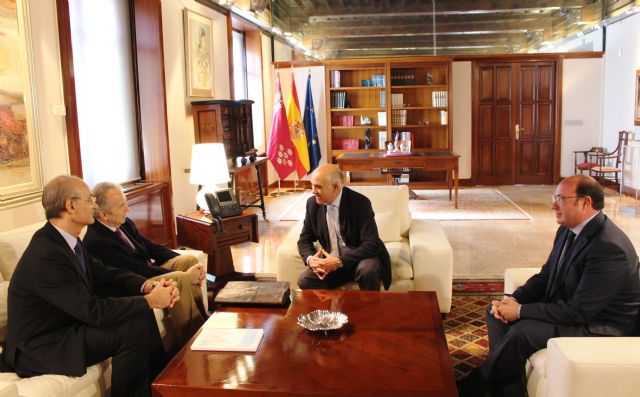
573, 147, 604, 175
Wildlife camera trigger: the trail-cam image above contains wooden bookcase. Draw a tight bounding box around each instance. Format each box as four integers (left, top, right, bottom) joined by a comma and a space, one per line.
191, 100, 266, 206
324, 57, 452, 184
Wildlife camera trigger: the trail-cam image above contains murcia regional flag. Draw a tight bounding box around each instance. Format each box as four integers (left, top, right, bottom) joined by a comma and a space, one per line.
286, 76, 310, 178
267, 74, 298, 180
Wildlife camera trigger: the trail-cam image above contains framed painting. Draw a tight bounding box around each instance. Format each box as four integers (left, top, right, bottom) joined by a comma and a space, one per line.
0, 0, 43, 208
183, 9, 214, 98
635, 69, 640, 126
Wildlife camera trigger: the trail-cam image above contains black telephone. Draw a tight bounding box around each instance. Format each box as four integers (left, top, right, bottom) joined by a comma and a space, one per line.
204, 189, 242, 218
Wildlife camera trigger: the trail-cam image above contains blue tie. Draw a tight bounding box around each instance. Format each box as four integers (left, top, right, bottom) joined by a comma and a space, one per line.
74, 239, 87, 274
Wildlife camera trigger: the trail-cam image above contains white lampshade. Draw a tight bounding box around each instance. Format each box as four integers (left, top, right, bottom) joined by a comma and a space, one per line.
189, 143, 231, 211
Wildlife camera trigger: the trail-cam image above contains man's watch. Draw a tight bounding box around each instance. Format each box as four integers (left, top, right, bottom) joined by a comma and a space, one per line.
337, 258, 343, 268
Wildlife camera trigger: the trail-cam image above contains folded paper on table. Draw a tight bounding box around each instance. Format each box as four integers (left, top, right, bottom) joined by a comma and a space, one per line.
191, 328, 264, 352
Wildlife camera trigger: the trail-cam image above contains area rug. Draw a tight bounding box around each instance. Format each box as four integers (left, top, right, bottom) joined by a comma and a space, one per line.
445, 295, 492, 380
276, 188, 532, 222
411, 188, 532, 221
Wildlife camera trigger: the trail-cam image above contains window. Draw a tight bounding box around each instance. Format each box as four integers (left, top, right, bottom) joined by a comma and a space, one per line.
232, 30, 248, 100
68, 0, 140, 187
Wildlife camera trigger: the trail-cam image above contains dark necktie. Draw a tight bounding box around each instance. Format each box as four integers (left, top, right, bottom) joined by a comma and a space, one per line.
557, 231, 576, 271
74, 239, 87, 274
115, 228, 135, 250
116, 228, 152, 266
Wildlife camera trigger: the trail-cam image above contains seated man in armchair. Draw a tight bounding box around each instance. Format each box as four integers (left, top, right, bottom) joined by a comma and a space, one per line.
84, 182, 207, 346
296, 164, 391, 291
5, 175, 178, 397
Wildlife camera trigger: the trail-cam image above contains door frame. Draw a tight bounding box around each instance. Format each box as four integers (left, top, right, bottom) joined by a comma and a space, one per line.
471, 55, 563, 186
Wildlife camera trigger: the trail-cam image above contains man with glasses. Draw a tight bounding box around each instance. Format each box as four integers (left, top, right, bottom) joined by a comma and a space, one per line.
5, 175, 179, 397
84, 182, 207, 347
458, 175, 640, 397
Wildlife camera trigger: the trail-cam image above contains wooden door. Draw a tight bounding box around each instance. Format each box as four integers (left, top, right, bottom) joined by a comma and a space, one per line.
474, 61, 557, 185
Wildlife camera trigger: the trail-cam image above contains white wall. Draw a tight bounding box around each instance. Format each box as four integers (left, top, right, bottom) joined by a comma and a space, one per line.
452, 61, 472, 179
560, 58, 604, 177
264, 65, 327, 184
161, 0, 231, 217
601, 12, 640, 149
0, 0, 69, 231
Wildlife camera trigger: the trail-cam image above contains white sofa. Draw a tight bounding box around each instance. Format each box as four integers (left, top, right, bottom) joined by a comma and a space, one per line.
276, 185, 453, 313
504, 267, 640, 397
0, 222, 207, 397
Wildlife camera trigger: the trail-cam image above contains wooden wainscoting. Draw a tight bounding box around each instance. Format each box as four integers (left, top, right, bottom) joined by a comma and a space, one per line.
124, 181, 176, 247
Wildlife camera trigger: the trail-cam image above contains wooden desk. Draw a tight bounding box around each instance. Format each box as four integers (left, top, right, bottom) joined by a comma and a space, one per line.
152, 290, 456, 397
176, 211, 258, 277
229, 157, 268, 220
337, 151, 460, 208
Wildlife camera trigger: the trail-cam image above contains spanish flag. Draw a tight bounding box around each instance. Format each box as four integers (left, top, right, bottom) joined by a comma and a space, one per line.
286, 76, 310, 178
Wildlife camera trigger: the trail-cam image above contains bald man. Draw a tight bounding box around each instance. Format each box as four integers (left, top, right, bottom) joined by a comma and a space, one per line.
296, 164, 391, 290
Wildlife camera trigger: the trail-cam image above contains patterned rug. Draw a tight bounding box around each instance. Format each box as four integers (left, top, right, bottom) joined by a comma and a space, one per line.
411, 188, 532, 221
276, 188, 532, 221
446, 279, 503, 380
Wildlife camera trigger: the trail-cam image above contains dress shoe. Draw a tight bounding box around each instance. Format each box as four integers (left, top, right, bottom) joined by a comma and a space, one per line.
457, 368, 487, 397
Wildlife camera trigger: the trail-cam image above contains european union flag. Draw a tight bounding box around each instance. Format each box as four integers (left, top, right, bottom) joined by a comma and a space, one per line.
303, 74, 321, 173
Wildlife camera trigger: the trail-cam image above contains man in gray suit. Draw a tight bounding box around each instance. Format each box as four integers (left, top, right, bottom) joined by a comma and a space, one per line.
458, 175, 640, 397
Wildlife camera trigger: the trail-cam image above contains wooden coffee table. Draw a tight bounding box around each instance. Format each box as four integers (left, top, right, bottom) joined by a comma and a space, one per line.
152, 290, 456, 397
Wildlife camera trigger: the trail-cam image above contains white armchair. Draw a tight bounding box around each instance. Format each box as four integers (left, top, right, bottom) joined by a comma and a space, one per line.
276, 185, 453, 313
504, 268, 640, 397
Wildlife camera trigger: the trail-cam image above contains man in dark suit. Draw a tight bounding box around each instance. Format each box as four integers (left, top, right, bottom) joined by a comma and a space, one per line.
5, 175, 179, 397
83, 182, 206, 346
297, 164, 391, 290
458, 175, 640, 397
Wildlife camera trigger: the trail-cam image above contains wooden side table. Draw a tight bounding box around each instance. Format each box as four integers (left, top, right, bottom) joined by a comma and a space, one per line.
176, 211, 258, 277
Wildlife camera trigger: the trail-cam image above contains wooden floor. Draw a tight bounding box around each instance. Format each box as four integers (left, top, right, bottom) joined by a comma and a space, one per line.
230, 185, 640, 279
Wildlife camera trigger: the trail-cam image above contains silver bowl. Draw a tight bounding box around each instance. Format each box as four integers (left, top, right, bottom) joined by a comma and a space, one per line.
297, 310, 348, 331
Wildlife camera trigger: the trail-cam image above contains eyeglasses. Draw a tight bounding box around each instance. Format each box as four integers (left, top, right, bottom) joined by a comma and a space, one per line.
72, 195, 96, 205
551, 195, 585, 203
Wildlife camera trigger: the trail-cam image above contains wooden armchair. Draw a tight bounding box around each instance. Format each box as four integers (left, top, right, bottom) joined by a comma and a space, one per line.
573, 147, 605, 175
589, 131, 631, 185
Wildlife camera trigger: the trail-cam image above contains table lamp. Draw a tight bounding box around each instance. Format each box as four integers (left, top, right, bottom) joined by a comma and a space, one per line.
189, 143, 231, 211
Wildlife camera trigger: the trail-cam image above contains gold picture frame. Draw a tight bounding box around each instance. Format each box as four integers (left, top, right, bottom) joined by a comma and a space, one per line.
0, 0, 43, 208
635, 69, 640, 126
183, 9, 214, 98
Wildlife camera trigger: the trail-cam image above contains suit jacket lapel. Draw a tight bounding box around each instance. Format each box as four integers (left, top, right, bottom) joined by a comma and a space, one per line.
546, 229, 569, 299
316, 203, 330, 251
44, 223, 92, 289
548, 212, 605, 298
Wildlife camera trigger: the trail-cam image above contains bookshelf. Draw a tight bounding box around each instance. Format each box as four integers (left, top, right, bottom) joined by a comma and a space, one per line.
325, 57, 451, 160
324, 57, 452, 185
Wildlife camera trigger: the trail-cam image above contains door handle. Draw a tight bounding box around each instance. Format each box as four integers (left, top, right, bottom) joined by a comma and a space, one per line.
515, 124, 524, 140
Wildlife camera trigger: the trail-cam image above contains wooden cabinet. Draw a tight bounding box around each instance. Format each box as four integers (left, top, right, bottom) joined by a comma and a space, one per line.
191, 100, 266, 206
191, 100, 255, 159
325, 57, 452, 185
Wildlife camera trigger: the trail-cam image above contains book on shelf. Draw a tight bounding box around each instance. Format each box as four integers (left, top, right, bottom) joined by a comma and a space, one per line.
331, 70, 341, 88
378, 130, 387, 149
214, 281, 291, 306
431, 91, 448, 107
332, 138, 359, 150
391, 93, 404, 108
331, 91, 347, 108
191, 327, 264, 352
377, 112, 386, 126
440, 110, 448, 125
391, 109, 407, 126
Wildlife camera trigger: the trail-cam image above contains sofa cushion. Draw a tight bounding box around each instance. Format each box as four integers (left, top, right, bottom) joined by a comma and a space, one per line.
350, 185, 411, 235
0, 360, 109, 397
528, 348, 548, 377
385, 239, 413, 281
0, 223, 45, 281
375, 211, 402, 242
